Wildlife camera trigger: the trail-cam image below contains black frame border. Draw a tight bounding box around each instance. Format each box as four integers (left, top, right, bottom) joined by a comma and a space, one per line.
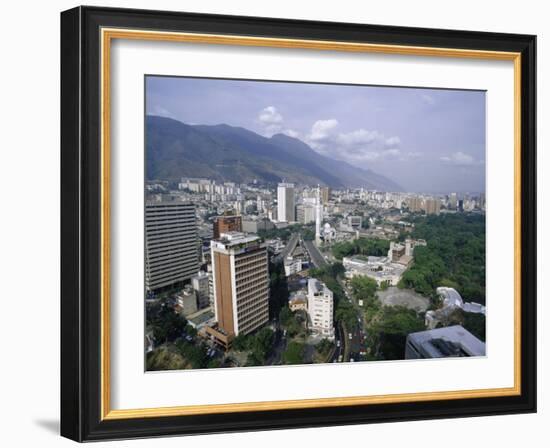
61, 6, 536, 442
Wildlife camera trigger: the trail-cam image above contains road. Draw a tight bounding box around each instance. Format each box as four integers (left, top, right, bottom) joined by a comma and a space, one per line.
328, 322, 345, 363
273, 232, 300, 263
339, 278, 368, 362
303, 240, 328, 268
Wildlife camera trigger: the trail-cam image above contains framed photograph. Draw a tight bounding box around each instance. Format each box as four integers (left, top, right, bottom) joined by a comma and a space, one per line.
60, 6, 536, 442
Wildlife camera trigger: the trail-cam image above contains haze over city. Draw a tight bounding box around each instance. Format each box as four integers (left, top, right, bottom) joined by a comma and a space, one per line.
146, 76, 486, 194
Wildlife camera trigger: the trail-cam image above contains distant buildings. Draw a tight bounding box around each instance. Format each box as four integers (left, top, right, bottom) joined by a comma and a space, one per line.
213, 214, 242, 239
296, 203, 316, 224
407, 196, 440, 215
145, 201, 199, 293
408, 196, 423, 213
241, 217, 274, 233
209, 232, 269, 341
277, 182, 295, 222
320, 186, 331, 204
405, 325, 486, 359
307, 278, 335, 339
424, 198, 441, 215
449, 192, 458, 210
347, 215, 362, 230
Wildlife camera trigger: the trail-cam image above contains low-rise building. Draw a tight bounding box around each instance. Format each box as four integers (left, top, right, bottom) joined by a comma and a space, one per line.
405, 325, 486, 359
342, 255, 406, 286
284, 256, 303, 277
175, 286, 198, 317
191, 270, 210, 309
288, 291, 308, 312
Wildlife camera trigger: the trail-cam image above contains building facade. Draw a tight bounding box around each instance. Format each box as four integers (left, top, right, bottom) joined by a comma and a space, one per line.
191, 270, 210, 309
210, 232, 270, 338
213, 215, 242, 239
277, 182, 295, 222
307, 278, 335, 339
145, 201, 199, 292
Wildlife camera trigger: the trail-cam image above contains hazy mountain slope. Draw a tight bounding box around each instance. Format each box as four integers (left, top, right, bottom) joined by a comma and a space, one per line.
146, 115, 402, 191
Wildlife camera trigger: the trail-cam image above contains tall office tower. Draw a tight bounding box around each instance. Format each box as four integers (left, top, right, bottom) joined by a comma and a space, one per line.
210, 232, 269, 337
425, 198, 441, 215
296, 203, 316, 224
320, 186, 331, 204
145, 201, 199, 293
408, 196, 423, 213
277, 182, 295, 222
307, 278, 335, 339
213, 215, 242, 239
479, 193, 486, 210
449, 193, 458, 210
315, 186, 322, 245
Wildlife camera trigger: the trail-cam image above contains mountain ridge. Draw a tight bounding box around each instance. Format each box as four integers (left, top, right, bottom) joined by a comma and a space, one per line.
146, 115, 403, 191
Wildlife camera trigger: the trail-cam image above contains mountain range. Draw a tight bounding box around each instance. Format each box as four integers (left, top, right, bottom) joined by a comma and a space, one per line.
146, 115, 402, 191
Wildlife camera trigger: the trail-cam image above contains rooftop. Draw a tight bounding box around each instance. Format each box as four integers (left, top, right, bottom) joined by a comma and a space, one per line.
407, 325, 485, 358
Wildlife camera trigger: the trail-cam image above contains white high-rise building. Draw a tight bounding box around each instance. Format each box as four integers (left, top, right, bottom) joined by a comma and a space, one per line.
315, 186, 322, 245
277, 182, 295, 222
145, 201, 199, 292
307, 278, 335, 339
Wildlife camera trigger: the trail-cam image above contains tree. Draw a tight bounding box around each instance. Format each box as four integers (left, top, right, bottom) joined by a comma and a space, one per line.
351, 276, 378, 300
232, 334, 248, 351
402, 214, 486, 303
331, 237, 390, 260
368, 306, 425, 360
268, 260, 289, 319
283, 341, 305, 365
463, 312, 486, 342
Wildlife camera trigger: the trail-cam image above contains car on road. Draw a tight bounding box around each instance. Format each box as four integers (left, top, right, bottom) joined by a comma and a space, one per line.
348, 333, 353, 340
336, 340, 341, 348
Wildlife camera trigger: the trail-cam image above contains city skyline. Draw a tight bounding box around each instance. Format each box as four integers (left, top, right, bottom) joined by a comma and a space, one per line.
146, 76, 486, 194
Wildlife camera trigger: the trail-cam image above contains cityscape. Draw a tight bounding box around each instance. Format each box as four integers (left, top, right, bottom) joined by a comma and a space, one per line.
144, 77, 487, 371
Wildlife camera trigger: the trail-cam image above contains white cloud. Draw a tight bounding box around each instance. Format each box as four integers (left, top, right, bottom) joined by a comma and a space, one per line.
309, 119, 339, 141
152, 105, 176, 119
282, 129, 300, 138
257, 106, 284, 136
305, 119, 405, 164
440, 151, 483, 166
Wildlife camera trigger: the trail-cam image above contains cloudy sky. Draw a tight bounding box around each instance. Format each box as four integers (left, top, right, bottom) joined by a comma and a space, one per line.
146, 76, 486, 193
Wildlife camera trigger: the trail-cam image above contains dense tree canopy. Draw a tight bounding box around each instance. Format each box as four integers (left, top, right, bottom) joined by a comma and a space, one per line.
332, 238, 390, 260
231, 327, 275, 366
368, 306, 425, 360
282, 341, 306, 365
146, 300, 188, 344
268, 260, 289, 319
399, 214, 486, 304
351, 276, 378, 301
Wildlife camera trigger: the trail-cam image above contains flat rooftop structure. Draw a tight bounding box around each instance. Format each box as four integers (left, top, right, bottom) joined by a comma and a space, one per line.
406, 325, 486, 359
211, 231, 265, 254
